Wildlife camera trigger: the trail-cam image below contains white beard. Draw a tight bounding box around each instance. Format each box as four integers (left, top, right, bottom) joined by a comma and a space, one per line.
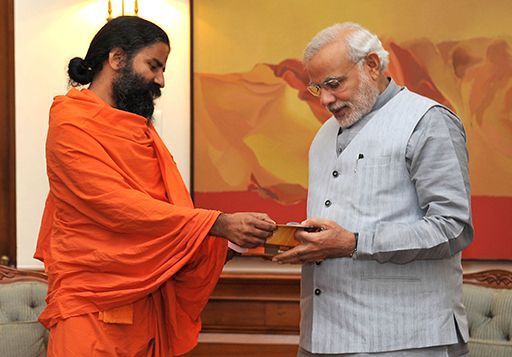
328, 68, 380, 128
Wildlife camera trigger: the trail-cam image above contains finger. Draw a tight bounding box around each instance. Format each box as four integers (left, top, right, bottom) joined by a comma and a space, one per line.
252, 219, 277, 232
247, 228, 274, 240
274, 253, 311, 264
248, 235, 268, 246
301, 217, 333, 228
295, 227, 324, 244
247, 212, 274, 222
248, 213, 277, 230
295, 229, 314, 243
259, 214, 276, 225
272, 246, 309, 264
272, 246, 299, 260
237, 235, 266, 248
272, 251, 302, 264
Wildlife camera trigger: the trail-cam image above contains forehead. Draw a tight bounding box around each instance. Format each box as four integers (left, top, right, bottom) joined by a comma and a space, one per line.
133, 42, 170, 63
305, 40, 353, 81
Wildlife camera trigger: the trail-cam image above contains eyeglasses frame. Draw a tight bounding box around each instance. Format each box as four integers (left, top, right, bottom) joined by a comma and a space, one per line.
306, 57, 365, 97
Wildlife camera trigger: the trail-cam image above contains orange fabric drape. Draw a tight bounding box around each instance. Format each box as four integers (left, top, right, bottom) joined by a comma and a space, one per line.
35, 88, 227, 355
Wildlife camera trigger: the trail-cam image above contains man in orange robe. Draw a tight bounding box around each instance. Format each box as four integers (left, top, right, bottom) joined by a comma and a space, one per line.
35, 16, 275, 356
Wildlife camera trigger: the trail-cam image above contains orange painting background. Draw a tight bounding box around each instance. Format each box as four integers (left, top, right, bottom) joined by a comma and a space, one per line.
192, 0, 512, 259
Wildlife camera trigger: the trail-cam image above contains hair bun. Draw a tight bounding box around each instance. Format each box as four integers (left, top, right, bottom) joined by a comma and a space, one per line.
68, 57, 93, 85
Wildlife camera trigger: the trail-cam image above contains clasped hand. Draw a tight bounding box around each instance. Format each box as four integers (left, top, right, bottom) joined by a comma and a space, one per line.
272, 218, 356, 264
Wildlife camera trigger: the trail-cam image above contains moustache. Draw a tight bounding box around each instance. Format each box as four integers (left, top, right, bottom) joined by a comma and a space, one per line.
327, 101, 351, 113
148, 83, 162, 99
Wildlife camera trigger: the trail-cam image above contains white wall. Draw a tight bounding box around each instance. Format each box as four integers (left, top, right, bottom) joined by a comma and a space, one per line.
15, 0, 191, 268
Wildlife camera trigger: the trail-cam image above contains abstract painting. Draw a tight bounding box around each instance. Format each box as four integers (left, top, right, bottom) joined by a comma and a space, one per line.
192, 0, 512, 259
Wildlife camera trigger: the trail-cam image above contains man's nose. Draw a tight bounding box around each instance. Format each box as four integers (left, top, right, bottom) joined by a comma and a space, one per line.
320, 89, 336, 107
154, 72, 165, 88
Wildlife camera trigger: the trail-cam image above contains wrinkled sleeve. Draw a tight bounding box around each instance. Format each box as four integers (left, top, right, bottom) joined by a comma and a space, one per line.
356, 107, 473, 264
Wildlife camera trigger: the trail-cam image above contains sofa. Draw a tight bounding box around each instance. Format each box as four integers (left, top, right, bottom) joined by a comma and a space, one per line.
0, 265, 511, 357
462, 269, 512, 356
0, 265, 48, 357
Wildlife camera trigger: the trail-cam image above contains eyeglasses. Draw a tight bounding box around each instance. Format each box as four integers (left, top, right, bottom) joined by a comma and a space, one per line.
306, 59, 362, 97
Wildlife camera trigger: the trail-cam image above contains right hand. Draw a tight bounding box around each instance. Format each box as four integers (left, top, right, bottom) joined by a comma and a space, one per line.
272, 218, 356, 264
210, 212, 276, 248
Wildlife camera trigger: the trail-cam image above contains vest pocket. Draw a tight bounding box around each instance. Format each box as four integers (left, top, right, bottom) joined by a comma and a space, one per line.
361, 155, 392, 167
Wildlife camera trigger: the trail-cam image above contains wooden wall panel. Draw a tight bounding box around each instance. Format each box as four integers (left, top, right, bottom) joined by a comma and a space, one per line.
201, 273, 301, 334
202, 299, 299, 334
0, 0, 16, 267
186, 342, 298, 357
185, 273, 301, 356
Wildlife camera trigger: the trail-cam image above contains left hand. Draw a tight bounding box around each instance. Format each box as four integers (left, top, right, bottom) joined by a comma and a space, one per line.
272, 218, 356, 264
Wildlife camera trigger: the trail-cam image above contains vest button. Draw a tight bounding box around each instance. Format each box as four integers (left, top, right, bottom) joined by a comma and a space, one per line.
332, 170, 339, 177
324, 200, 331, 207
314, 288, 321, 296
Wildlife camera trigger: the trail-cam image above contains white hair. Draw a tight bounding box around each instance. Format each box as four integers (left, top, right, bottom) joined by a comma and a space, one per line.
303, 22, 389, 72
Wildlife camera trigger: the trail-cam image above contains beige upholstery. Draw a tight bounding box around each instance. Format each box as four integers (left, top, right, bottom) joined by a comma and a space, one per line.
0, 266, 48, 357
462, 270, 512, 357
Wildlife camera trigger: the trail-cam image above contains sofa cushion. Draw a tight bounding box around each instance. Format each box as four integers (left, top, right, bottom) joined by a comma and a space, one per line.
462, 283, 512, 350
0, 281, 48, 357
0, 281, 47, 322
469, 338, 512, 357
0, 321, 47, 357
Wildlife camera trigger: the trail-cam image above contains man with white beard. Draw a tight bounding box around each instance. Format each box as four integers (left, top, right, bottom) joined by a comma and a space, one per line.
274, 22, 473, 357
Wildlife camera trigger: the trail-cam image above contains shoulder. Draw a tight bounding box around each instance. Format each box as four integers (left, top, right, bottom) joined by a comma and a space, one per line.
419, 106, 466, 139
399, 88, 439, 107
311, 117, 338, 148
315, 117, 339, 137
401, 87, 466, 137
47, 94, 101, 149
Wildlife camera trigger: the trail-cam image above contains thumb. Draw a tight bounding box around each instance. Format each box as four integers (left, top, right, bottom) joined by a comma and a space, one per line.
301, 217, 331, 228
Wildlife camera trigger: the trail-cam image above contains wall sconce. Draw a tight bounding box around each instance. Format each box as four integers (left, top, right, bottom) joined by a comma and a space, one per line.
107, 0, 139, 21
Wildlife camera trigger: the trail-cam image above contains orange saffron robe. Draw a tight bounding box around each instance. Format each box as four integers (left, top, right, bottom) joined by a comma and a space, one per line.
35, 88, 227, 356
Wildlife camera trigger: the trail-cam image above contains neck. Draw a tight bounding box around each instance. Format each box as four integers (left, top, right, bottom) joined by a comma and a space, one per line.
88, 71, 116, 107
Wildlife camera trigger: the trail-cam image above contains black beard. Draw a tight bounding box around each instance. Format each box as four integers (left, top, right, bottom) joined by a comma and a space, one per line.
112, 65, 161, 120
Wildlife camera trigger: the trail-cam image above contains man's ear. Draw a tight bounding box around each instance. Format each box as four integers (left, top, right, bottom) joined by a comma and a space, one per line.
108, 48, 126, 71
364, 52, 381, 80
